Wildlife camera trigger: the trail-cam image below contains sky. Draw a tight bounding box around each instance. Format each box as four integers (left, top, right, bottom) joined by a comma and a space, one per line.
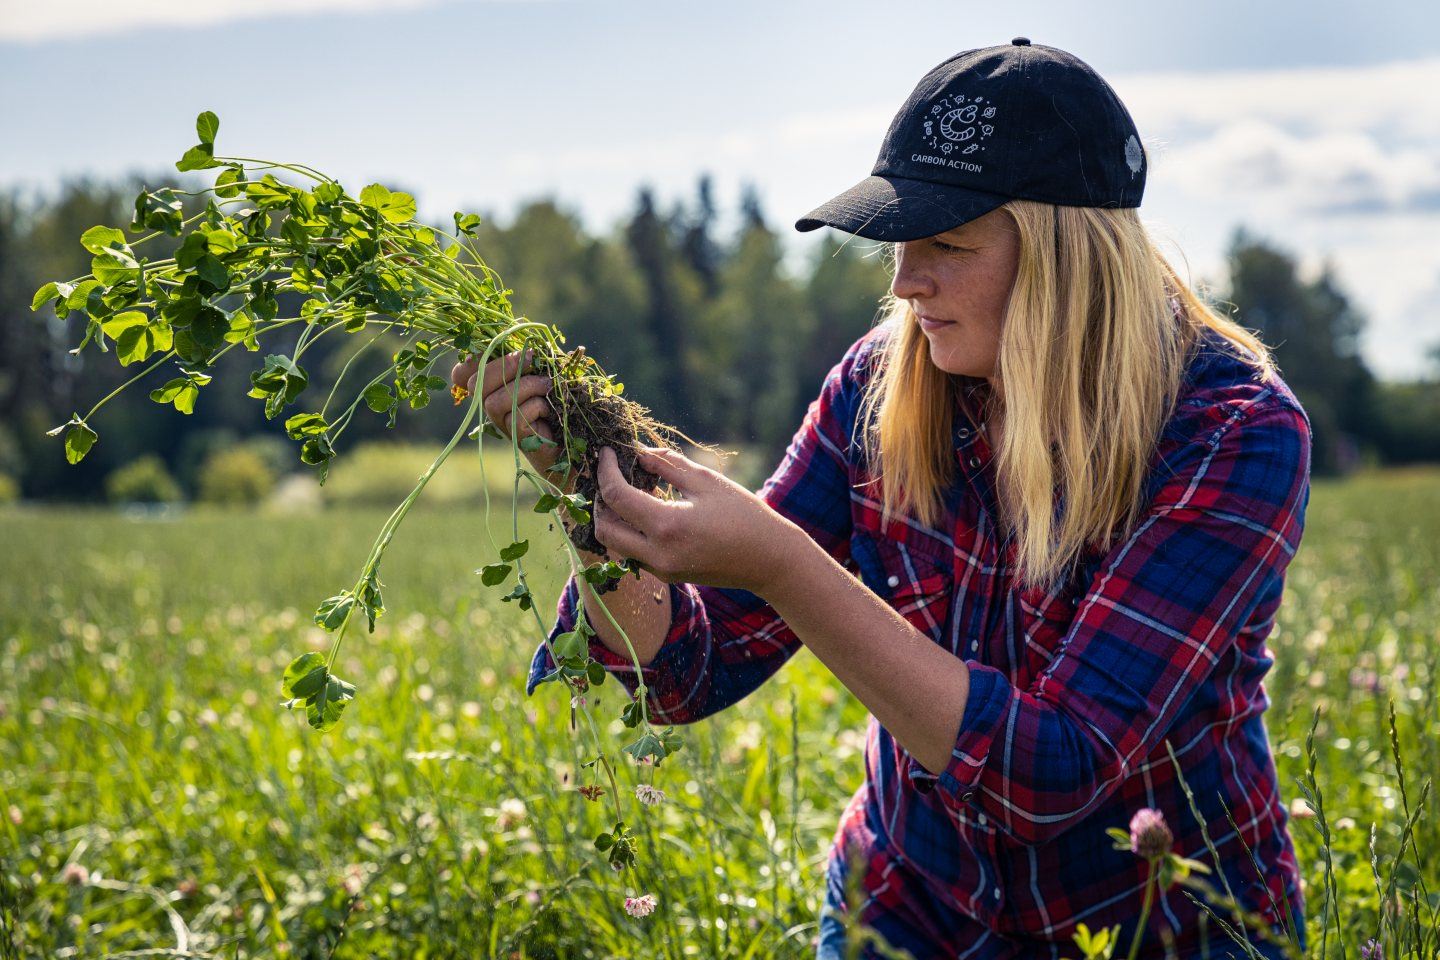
1, 0, 1436, 379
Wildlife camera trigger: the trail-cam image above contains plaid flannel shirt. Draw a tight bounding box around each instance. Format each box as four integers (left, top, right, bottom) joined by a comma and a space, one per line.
527, 320, 1312, 958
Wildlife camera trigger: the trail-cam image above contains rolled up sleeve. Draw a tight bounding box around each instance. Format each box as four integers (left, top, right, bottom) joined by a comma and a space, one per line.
525, 576, 712, 723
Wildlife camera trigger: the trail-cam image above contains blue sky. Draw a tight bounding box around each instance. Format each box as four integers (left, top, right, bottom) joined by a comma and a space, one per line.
2, 0, 1436, 378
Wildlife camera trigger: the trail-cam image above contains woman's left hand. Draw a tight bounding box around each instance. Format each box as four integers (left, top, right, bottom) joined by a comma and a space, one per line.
591, 444, 797, 596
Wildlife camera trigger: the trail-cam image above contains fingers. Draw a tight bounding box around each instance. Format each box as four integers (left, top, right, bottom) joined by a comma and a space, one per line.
592, 498, 649, 560
498, 396, 552, 435
483, 374, 553, 430
595, 446, 664, 532
450, 356, 478, 390
634, 444, 699, 493
479, 347, 536, 400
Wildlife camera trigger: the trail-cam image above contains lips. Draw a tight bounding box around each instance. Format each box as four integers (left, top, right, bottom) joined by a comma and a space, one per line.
918, 315, 955, 331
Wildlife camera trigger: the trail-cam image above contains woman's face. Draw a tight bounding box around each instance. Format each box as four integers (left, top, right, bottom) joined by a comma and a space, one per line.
890, 205, 1021, 381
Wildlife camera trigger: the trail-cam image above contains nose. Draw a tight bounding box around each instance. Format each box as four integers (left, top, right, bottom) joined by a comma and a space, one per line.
889, 242, 936, 302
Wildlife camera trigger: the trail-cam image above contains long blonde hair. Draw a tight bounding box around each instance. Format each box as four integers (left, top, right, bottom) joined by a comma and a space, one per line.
856, 199, 1276, 593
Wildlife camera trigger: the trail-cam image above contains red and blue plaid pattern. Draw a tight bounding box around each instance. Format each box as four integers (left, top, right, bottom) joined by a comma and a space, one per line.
528, 321, 1312, 958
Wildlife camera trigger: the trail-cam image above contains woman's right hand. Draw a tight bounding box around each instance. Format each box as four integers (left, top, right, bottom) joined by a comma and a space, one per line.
451, 347, 571, 493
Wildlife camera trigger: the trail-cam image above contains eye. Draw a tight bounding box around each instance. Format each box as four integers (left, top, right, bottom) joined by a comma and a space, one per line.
930, 238, 970, 254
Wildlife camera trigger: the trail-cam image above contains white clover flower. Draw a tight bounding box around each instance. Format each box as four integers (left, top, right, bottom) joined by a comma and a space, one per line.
496, 797, 528, 830
634, 783, 667, 806
570, 694, 587, 709
623, 893, 658, 917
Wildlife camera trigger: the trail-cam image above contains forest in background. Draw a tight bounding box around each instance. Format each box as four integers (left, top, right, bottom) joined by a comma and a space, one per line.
1, 172, 1437, 505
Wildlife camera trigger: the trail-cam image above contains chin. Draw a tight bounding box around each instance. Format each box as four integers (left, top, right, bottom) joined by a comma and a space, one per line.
925, 337, 990, 378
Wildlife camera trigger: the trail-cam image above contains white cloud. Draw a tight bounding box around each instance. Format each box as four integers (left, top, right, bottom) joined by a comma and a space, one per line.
0, 0, 502, 43
1153, 118, 1440, 217
1115, 58, 1440, 148
1108, 58, 1440, 380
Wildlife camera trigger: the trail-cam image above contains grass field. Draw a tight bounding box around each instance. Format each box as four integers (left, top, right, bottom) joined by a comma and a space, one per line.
1, 468, 1437, 958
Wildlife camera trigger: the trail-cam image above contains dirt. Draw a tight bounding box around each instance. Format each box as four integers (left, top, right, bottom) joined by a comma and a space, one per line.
540, 347, 730, 590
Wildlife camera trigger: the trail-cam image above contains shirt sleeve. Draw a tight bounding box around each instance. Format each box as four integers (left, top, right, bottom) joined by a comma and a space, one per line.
906, 394, 1313, 846
524, 329, 878, 723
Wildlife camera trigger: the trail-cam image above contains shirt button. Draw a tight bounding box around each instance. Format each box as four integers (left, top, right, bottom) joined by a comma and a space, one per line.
977, 813, 987, 826
968, 455, 982, 468
957, 426, 971, 439
993, 887, 1002, 899
886, 574, 900, 588
969, 640, 979, 652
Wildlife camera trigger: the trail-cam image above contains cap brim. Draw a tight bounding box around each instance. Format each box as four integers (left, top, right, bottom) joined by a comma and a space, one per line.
794, 174, 1010, 242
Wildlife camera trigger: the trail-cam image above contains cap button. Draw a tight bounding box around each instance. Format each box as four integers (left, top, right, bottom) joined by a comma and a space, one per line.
1011, 36, 1031, 45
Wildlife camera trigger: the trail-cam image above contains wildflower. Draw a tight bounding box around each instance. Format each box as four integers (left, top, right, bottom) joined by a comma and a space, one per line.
571, 694, 587, 710
623, 893, 658, 917
176, 877, 199, 899
1288, 797, 1315, 820
7, 805, 20, 825
497, 797, 527, 829
635, 755, 655, 766
635, 783, 667, 806
343, 864, 365, 897
1348, 668, 1382, 694
1361, 938, 1382, 960
1128, 807, 1173, 860
62, 863, 89, 886
578, 784, 605, 802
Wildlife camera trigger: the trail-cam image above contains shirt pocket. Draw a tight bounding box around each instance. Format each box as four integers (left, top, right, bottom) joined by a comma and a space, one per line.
849, 529, 955, 645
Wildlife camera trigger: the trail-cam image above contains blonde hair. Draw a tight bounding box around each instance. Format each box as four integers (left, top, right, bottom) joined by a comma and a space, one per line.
856, 198, 1276, 593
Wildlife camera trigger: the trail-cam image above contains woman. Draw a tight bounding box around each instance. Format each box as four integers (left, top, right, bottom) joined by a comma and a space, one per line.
457, 39, 1310, 960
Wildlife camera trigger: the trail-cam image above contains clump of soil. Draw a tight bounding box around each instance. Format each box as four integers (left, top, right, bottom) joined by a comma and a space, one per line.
539, 347, 731, 586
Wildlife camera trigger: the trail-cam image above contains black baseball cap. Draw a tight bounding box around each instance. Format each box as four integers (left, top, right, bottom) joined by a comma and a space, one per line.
795, 38, 1147, 242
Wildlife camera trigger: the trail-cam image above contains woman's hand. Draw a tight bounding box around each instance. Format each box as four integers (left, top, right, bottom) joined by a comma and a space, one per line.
450, 347, 571, 494
591, 444, 799, 597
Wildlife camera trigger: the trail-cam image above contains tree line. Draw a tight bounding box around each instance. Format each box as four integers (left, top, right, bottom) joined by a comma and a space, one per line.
1, 174, 1436, 503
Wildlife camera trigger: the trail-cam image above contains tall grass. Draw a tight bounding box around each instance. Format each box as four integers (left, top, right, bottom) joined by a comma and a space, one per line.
1, 467, 1436, 957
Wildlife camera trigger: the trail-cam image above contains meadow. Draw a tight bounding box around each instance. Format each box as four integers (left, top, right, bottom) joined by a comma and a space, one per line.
1, 467, 1437, 958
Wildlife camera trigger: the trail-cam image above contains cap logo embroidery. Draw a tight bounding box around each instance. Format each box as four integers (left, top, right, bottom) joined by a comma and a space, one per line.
1124, 134, 1143, 177
922, 92, 996, 156
912, 92, 996, 173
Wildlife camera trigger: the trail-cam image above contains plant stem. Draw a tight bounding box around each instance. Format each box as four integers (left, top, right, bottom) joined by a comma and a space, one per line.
1126, 859, 1157, 960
